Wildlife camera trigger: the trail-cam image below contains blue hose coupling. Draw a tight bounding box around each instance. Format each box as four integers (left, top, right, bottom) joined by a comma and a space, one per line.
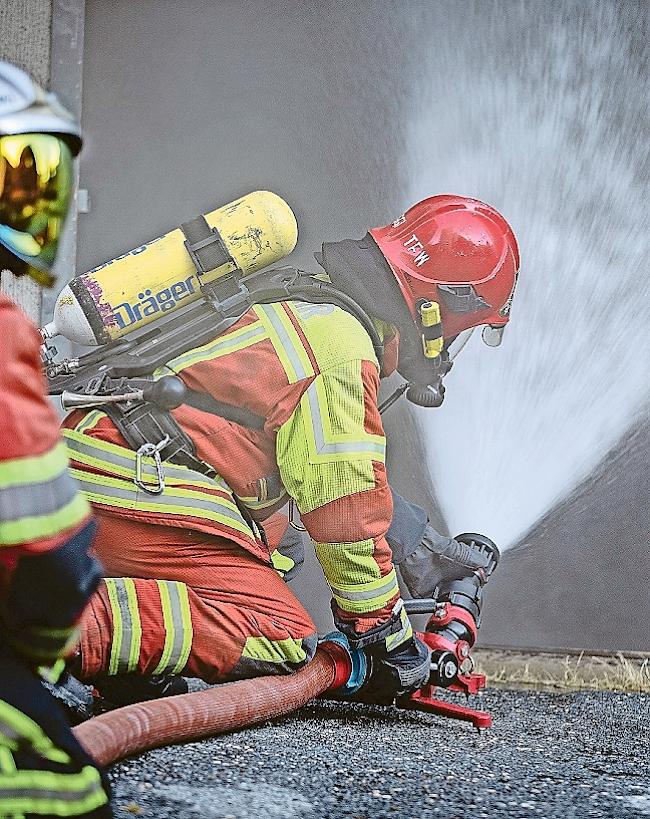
319, 631, 368, 696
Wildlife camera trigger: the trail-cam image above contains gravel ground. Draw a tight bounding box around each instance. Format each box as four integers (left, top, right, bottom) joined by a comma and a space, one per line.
108, 688, 650, 819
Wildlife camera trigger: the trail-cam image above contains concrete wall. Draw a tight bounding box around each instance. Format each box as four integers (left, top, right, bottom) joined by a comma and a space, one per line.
0, 0, 52, 319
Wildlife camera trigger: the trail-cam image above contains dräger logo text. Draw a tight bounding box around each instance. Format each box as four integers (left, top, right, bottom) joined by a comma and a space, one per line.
111, 275, 198, 329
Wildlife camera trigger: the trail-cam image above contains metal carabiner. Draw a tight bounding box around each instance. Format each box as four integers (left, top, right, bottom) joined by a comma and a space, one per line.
134, 436, 170, 495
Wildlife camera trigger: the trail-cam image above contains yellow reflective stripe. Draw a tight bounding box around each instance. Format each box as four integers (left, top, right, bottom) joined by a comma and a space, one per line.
164, 320, 268, 373
241, 636, 307, 665
270, 549, 295, 575
153, 580, 193, 675
239, 494, 286, 511
0, 442, 71, 489
124, 579, 142, 672
105, 580, 122, 675
37, 659, 67, 685
0, 747, 16, 773
105, 578, 142, 674
300, 376, 385, 464
73, 410, 105, 434
63, 429, 227, 491
385, 605, 413, 652
0, 702, 70, 765
0, 765, 107, 814
70, 468, 254, 538
0, 493, 89, 548
0, 747, 21, 819
314, 538, 381, 586
254, 304, 314, 383
328, 568, 400, 614
153, 581, 174, 674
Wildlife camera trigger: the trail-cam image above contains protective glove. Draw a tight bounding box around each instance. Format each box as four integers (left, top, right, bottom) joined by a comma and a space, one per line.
361, 634, 432, 705
396, 523, 491, 600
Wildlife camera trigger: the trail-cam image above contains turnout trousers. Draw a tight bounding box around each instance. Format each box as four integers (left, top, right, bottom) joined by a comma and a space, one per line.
0, 649, 111, 819
78, 512, 318, 684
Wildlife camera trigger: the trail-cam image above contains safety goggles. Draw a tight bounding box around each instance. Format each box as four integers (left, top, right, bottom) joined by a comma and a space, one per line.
0, 133, 73, 286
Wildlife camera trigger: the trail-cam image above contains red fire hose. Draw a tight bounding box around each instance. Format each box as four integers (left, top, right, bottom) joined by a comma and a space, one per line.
73, 647, 338, 767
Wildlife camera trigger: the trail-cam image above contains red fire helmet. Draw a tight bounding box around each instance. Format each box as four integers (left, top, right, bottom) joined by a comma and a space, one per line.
369, 195, 520, 342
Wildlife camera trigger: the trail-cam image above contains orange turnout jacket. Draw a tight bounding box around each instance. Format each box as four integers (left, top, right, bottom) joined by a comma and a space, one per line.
62, 299, 409, 641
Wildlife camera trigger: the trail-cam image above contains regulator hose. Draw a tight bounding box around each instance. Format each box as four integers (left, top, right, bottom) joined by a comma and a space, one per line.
73, 648, 337, 767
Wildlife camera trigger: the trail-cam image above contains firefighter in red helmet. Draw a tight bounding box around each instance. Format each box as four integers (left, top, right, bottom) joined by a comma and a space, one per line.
60, 193, 519, 712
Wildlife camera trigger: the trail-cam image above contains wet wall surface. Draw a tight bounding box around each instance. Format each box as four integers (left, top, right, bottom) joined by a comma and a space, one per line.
480, 412, 650, 652
79, 1, 649, 649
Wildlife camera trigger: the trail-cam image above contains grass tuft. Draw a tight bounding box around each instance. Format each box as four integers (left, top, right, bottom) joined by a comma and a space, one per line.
474, 649, 650, 693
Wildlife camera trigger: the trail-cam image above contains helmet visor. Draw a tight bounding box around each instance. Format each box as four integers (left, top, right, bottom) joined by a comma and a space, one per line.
0, 133, 73, 286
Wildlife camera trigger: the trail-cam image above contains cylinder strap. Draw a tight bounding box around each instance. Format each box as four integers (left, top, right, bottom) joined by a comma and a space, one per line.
180, 215, 235, 275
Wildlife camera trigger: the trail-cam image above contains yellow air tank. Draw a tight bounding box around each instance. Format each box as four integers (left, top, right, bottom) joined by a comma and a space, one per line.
42, 191, 298, 346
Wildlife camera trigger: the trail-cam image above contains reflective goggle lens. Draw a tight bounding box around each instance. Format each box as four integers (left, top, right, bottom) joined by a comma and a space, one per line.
482, 325, 506, 347
0, 133, 73, 284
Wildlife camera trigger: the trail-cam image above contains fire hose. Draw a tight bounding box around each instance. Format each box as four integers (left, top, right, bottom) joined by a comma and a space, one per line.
73, 534, 498, 767
73, 648, 338, 767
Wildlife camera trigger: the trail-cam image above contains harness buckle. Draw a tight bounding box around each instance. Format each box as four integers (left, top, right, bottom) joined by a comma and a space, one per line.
134, 436, 170, 495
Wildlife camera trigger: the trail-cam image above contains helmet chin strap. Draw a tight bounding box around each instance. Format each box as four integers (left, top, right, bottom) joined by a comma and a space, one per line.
404, 350, 453, 408
380, 345, 453, 413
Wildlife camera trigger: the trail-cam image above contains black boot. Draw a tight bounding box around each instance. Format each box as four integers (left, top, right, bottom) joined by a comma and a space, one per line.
41, 671, 96, 724
91, 673, 189, 708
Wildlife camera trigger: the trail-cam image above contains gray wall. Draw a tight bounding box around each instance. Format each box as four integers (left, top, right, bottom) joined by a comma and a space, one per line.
78, 0, 417, 273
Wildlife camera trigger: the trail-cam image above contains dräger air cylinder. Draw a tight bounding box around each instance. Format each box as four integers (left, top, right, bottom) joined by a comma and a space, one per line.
42, 190, 298, 346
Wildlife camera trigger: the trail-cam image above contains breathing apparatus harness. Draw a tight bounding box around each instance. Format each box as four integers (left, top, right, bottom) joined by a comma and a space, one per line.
45, 216, 385, 522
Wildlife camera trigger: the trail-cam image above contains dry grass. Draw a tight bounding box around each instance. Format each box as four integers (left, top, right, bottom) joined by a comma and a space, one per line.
473, 649, 650, 693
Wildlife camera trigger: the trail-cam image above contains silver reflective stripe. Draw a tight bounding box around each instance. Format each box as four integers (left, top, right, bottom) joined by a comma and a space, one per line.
257, 304, 310, 380
0, 720, 20, 744
154, 581, 193, 675
331, 574, 399, 603
305, 381, 385, 457
74, 473, 247, 529
106, 578, 139, 674
167, 583, 188, 672
64, 433, 227, 488
0, 469, 78, 524
0, 779, 105, 804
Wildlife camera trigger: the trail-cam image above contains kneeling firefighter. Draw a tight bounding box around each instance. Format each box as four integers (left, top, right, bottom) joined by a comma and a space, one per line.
54, 192, 519, 706
0, 63, 112, 816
